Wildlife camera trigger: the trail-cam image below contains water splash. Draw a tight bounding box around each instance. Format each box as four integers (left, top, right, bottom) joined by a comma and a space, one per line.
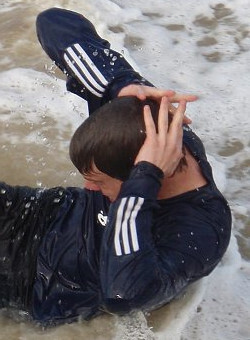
114, 311, 155, 340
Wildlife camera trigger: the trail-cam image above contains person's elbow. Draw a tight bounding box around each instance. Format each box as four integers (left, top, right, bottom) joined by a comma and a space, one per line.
101, 279, 163, 315
102, 297, 133, 315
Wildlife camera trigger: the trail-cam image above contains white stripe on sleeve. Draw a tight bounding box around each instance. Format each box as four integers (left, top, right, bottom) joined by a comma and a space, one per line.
75, 44, 108, 87
129, 197, 144, 252
121, 197, 136, 255
114, 198, 127, 256
114, 197, 144, 256
66, 46, 107, 92
63, 53, 103, 97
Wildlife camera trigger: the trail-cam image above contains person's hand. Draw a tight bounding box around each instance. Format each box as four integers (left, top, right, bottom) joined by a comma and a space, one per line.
135, 97, 186, 177
118, 84, 196, 124
118, 84, 197, 102
118, 84, 176, 101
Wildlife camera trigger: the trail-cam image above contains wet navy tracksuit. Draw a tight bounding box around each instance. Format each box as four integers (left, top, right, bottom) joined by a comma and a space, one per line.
0, 8, 231, 325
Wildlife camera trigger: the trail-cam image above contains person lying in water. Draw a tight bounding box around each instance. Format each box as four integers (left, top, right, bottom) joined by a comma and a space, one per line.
0, 7, 231, 326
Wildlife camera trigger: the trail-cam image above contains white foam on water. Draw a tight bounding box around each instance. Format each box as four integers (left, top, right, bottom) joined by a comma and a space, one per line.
181, 236, 250, 340
0, 68, 86, 143
0, 0, 249, 339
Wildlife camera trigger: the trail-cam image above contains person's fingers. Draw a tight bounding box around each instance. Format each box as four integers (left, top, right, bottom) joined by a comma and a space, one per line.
117, 84, 145, 99
169, 103, 192, 124
143, 87, 175, 99
183, 116, 192, 124
143, 105, 157, 138
158, 97, 169, 139
170, 100, 187, 130
137, 88, 146, 100
134, 86, 146, 100
168, 93, 198, 103
118, 85, 176, 101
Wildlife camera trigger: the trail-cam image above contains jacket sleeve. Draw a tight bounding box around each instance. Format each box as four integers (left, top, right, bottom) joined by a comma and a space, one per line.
36, 8, 153, 114
99, 162, 182, 314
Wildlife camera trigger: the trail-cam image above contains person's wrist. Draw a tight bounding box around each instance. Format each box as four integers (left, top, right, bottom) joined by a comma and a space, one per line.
131, 161, 164, 180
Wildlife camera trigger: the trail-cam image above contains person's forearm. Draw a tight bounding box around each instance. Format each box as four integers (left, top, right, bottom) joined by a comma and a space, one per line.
99, 162, 166, 313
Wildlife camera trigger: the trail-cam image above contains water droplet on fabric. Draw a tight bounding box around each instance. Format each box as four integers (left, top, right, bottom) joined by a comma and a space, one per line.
104, 49, 110, 56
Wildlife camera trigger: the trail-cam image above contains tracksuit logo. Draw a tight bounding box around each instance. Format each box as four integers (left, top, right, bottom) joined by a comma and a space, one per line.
98, 210, 108, 226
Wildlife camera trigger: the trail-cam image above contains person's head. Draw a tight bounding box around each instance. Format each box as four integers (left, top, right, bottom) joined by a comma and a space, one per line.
70, 96, 155, 200
69, 96, 186, 201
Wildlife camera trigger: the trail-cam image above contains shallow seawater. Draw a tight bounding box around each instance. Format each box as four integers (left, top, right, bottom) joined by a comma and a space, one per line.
0, 0, 249, 339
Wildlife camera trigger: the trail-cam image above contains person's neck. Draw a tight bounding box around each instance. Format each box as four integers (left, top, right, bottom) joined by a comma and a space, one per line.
157, 149, 208, 200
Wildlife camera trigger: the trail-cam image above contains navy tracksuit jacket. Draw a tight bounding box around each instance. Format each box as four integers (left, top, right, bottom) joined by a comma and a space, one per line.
0, 8, 231, 325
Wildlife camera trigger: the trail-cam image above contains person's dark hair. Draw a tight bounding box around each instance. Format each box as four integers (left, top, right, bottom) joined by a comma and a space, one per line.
69, 96, 186, 181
